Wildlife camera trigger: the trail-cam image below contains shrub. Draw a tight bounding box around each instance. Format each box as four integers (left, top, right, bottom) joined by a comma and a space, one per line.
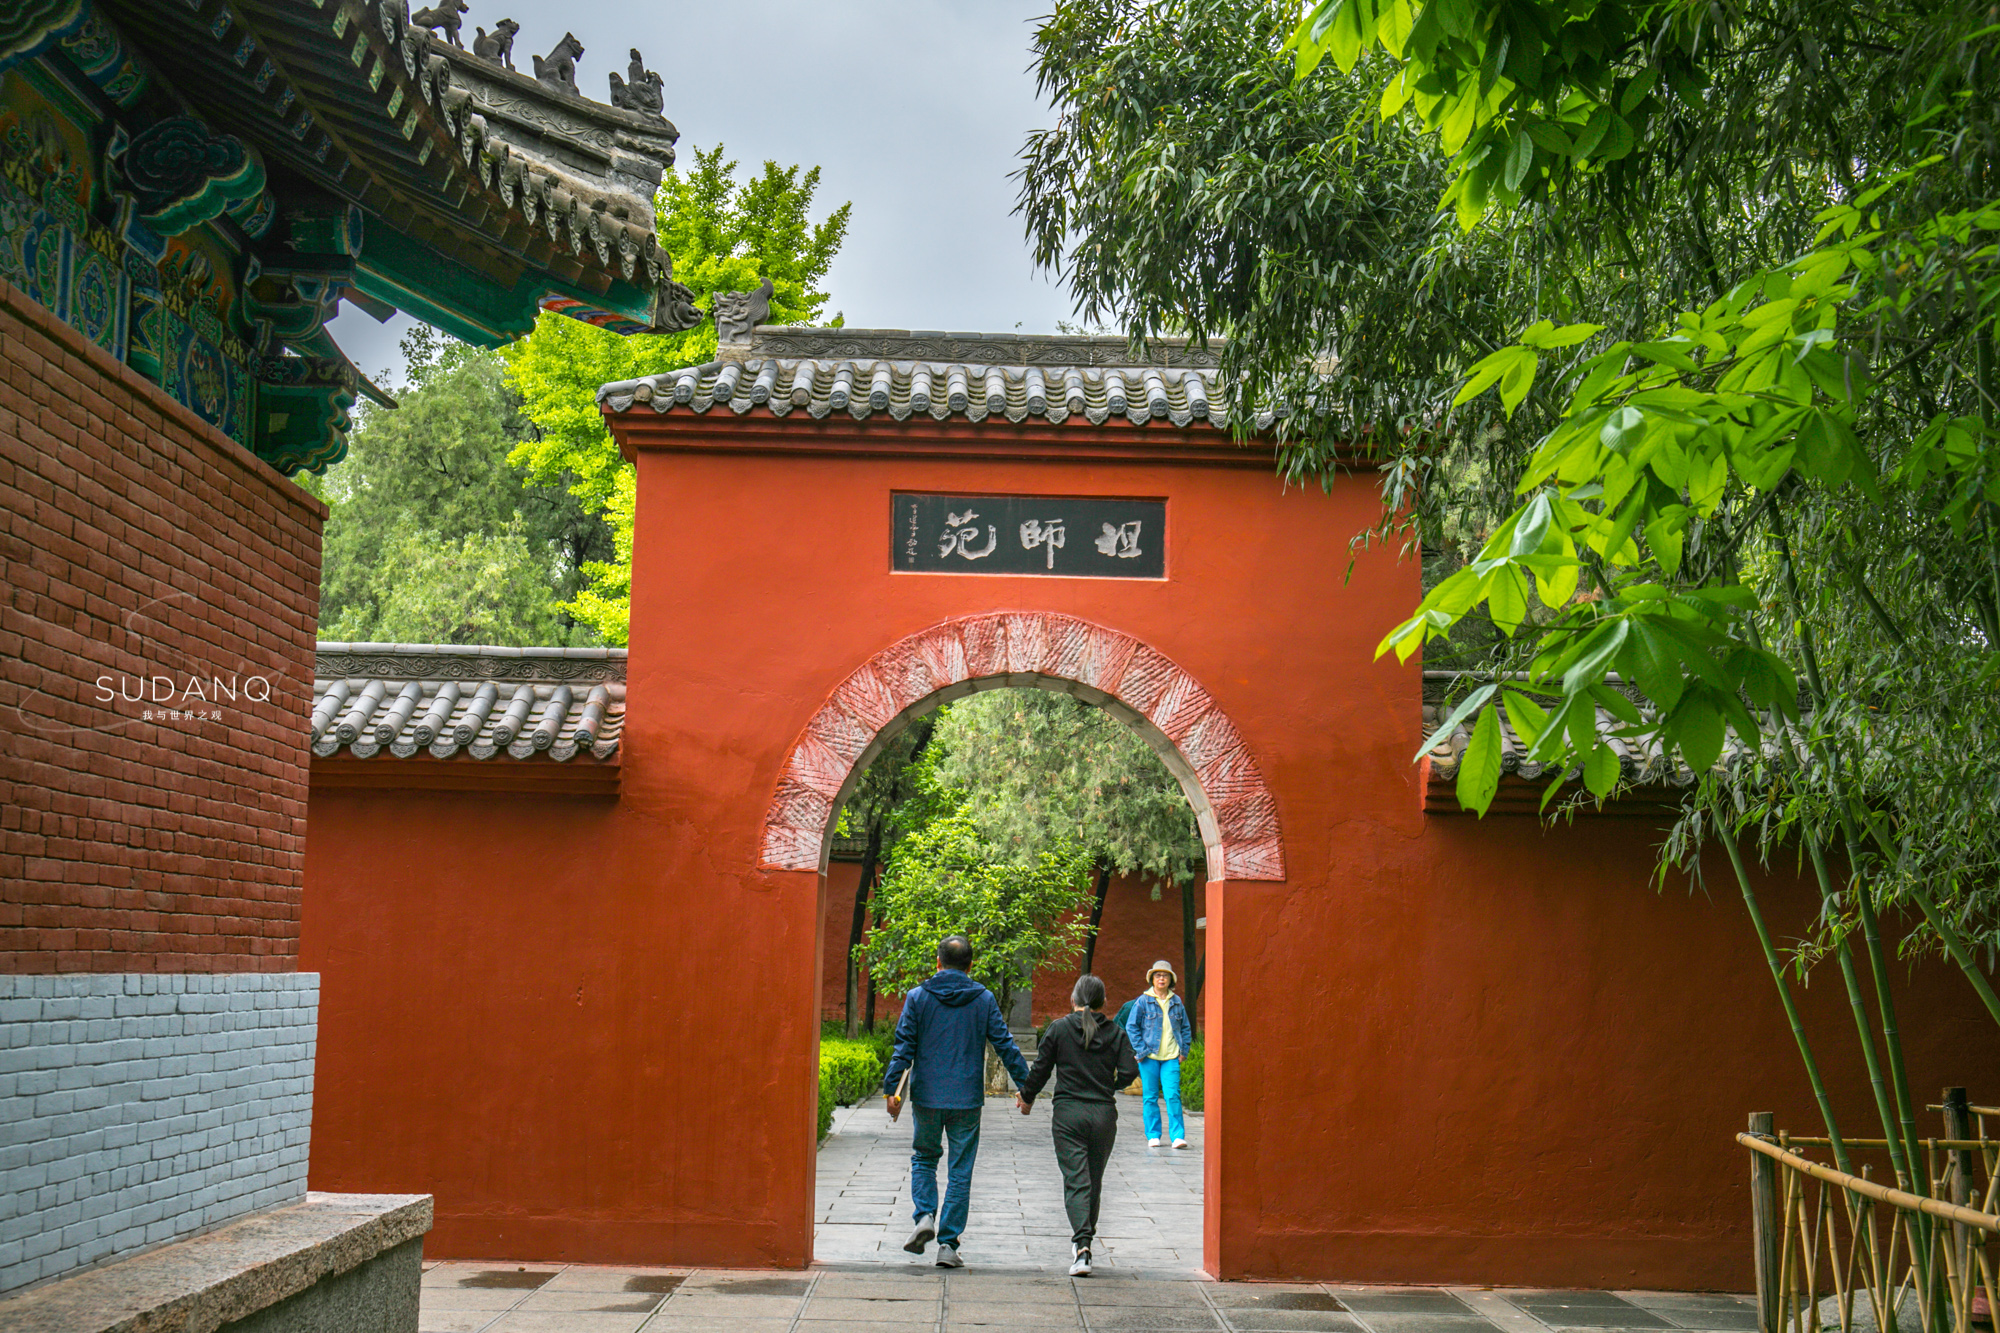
819, 1038, 884, 1108
817, 1067, 834, 1141
821, 1020, 895, 1068
1178, 1043, 1204, 1112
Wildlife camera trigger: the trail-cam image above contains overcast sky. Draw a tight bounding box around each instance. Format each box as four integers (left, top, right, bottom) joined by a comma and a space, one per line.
325, 0, 1077, 384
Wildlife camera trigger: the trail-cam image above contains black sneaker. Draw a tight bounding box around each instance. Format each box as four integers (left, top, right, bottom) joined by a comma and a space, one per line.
903, 1214, 936, 1254
935, 1244, 964, 1268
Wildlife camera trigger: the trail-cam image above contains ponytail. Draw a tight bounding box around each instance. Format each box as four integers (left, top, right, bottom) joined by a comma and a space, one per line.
1071, 974, 1107, 1044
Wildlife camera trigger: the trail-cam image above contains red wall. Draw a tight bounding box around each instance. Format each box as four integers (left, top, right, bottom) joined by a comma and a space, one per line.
300, 410, 2000, 1284
0, 279, 323, 973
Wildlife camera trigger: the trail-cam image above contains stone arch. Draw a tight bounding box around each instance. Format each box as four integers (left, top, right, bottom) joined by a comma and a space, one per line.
760, 611, 1284, 880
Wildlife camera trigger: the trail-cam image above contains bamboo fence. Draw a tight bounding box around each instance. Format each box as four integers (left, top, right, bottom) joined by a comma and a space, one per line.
1740, 1091, 1999, 1333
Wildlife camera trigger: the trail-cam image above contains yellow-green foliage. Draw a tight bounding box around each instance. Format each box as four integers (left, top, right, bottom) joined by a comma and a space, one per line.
502, 146, 849, 645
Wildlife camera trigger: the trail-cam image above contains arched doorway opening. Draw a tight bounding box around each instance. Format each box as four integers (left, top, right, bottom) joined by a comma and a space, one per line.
761, 611, 1284, 1271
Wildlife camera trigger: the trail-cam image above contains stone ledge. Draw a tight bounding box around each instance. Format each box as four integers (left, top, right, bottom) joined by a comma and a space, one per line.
0, 1192, 432, 1333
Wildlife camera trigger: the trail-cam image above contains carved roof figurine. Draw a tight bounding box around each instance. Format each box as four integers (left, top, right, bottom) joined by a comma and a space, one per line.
609, 49, 665, 117
473, 18, 520, 69
714, 277, 775, 346
411, 0, 469, 47
533, 31, 584, 96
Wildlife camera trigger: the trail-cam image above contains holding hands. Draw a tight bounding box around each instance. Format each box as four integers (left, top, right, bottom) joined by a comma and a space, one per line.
1016, 1095, 1032, 1116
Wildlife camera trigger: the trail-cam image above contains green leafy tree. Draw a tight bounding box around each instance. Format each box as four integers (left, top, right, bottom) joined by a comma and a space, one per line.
858, 802, 1096, 1018
316, 326, 609, 645
503, 145, 850, 642
1287, 0, 2000, 1205
1025, 0, 2000, 1218
930, 691, 1205, 996
842, 690, 1206, 1028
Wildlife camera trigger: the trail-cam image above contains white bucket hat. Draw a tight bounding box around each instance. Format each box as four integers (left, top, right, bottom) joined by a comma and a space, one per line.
1146, 959, 1177, 986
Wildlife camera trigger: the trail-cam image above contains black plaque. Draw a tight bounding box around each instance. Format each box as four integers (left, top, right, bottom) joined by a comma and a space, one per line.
893, 493, 1165, 578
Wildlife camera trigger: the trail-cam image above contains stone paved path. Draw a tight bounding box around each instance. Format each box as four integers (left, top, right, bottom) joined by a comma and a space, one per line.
814, 1092, 1203, 1273
419, 1263, 1760, 1332
418, 1091, 1759, 1330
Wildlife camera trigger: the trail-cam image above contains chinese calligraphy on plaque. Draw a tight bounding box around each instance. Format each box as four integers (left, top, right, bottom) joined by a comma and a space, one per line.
895, 494, 1165, 578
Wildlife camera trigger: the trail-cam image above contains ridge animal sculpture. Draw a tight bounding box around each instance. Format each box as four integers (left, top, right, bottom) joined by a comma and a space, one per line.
472, 18, 519, 69
607, 48, 664, 116
532, 32, 584, 95
410, 0, 468, 46
712, 277, 774, 345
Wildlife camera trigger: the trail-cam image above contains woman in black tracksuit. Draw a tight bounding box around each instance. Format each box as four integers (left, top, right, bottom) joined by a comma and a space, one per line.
1017, 974, 1140, 1276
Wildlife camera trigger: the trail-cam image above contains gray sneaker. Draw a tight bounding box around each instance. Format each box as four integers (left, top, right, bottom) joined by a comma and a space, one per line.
903, 1215, 935, 1254
935, 1244, 964, 1268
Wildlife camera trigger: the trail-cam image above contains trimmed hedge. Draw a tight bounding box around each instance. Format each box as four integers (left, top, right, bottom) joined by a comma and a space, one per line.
817, 1037, 887, 1141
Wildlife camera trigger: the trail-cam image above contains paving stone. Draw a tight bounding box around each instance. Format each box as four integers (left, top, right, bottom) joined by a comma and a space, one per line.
805, 1294, 946, 1321
946, 1276, 1080, 1303
417, 1314, 494, 1333
679, 1273, 815, 1295
1507, 1297, 1672, 1331
1510, 1293, 1633, 1306
1208, 1288, 1342, 1310
451, 1269, 561, 1289
481, 1313, 648, 1333
1220, 1313, 1366, 1332
1616, 1294, 1754, 1310
541, 1268, 688, 1293
1347, 1315, 1505, 1333
818, 1094, 1202, 1276
639, 1318, 795, 1332
1332, 1291, 1478, 1314
947, 1301, 1088, 1325
1657, 1316, 1758, 1332
1082, 1307, 1223, 1329
421, 1288, 534, 1311
657, 1292, 809, 1318
513, 1289, 664, 1313
1076, 1281, 1218, 1307
815, 1274, 946, 1297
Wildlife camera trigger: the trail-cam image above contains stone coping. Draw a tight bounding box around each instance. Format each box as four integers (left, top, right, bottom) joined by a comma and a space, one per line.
0, 1192, 431, 1333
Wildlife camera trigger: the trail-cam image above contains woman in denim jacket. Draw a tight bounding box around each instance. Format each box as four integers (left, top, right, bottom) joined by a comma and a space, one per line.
1123, 960, 1194, 1148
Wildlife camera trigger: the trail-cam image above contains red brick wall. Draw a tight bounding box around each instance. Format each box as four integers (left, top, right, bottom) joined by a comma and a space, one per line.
0, 278, 324, 973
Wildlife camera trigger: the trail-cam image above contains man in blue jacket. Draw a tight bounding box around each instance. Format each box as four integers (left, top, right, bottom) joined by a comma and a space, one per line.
881, 934, 1031, 1267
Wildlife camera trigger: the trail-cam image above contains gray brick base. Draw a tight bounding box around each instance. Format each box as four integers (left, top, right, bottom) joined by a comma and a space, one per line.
0, 972, 318, 1293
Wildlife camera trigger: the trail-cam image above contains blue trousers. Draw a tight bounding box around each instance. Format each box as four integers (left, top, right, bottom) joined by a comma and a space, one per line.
909, 1104, 981, 1248
1139, 1057, 1185, 1142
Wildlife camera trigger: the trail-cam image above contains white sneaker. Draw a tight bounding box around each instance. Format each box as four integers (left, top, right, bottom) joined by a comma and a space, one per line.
1069, 1246, 1092, 1276
935, 1244, 963, 1269
1172, 1138, 1188, 1149
1146, 1138, 1161, 1147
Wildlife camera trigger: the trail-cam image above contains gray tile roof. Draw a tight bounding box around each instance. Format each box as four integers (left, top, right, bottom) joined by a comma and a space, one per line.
597, 327, 1252, 429
311, 644, 623, 762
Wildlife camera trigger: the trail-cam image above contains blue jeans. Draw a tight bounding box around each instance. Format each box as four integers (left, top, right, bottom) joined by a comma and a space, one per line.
1139, 1057, 1185, 1142
910, 1105, 981, 1248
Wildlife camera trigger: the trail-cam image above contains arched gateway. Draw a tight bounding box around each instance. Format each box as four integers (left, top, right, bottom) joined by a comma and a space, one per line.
302, 323, 1994, 1286
759, 610, 1284, 881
